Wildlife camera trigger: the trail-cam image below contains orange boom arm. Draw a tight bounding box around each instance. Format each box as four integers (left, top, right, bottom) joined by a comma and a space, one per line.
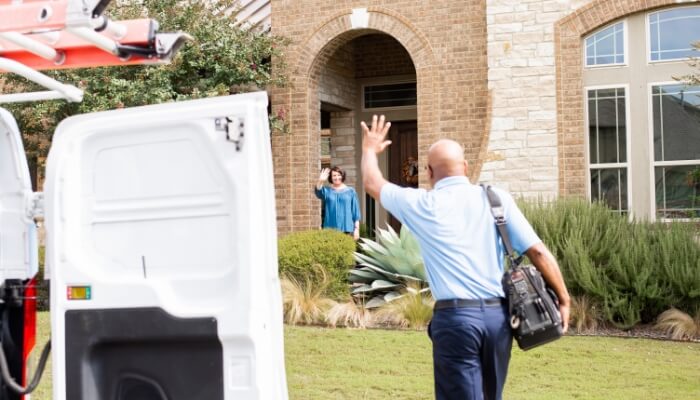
0, 0, 190, 102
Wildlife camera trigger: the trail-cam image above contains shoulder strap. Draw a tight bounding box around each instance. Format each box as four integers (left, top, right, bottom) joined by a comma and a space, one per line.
481, 184, 522, 271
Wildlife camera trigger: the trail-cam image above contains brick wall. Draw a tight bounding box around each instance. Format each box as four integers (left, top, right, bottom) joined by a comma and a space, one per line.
354, 34, 415, 78
271, 1, 488, 234
319, 42, 356, 110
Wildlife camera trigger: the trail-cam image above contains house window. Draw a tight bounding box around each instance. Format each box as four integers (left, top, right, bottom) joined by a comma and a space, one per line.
582, 7, 700, 220
320, 129, 331, 168
649, 7, 700, 62
587, 87, 628, 213
363, 82, 416, 109
585, 22, 625, 66
651, 84, 700, 218
320, 109, 331, 168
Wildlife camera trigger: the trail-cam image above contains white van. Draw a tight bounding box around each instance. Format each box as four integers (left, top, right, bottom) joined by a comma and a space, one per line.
0, 92, 288, 400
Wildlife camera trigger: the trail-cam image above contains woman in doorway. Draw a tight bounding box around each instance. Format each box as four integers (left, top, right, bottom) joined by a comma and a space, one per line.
315, 166, 361, 240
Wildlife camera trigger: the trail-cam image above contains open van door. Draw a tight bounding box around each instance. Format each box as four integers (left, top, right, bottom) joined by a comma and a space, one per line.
43, 92, 287, 400
0, 108, 39, 400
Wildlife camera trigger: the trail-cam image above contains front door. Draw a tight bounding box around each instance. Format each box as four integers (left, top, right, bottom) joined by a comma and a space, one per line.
387, 120, 418, 232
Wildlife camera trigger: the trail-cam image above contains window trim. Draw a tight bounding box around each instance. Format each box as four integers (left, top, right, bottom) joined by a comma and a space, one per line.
361, 79, 417, 111
583, 20, 628, 69
584, 83, 633, 214
646, 5, 700, 64
646, 80, 700, 221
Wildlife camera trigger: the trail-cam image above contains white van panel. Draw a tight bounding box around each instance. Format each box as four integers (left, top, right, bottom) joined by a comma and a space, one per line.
0, 108, 38, 282
44, 92, 287, 400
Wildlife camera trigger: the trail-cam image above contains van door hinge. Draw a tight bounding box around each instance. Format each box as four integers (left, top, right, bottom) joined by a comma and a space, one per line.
26, 192, 44, 220
215, 116, 245, 151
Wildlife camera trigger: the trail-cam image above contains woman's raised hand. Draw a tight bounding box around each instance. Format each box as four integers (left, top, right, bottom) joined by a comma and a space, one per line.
318, 168, 330, 182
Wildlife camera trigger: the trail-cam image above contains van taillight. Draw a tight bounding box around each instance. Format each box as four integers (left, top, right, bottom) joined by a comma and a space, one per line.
21, 277, 37, 398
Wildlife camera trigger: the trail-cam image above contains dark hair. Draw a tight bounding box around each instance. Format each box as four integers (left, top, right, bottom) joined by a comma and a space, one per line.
328, 166, 346, 183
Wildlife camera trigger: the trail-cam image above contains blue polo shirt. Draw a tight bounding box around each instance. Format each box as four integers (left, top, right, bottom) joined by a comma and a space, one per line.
380, 176, 540, 300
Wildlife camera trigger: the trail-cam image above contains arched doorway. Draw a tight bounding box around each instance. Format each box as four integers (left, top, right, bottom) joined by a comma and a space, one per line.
310, 32, 418, 234
270, 9, 440, 236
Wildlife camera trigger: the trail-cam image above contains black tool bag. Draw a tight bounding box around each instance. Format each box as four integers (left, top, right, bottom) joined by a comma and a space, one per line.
482, 185, 563, 351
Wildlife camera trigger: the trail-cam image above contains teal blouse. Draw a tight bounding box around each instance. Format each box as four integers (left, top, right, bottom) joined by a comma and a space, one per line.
314, 186, 361, 233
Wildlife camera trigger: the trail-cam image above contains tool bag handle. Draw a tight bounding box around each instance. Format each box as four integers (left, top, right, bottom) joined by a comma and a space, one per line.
481, 184, 523, 271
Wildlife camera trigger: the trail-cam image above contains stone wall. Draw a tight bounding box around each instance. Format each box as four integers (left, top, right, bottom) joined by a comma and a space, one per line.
482, 0, 587, 197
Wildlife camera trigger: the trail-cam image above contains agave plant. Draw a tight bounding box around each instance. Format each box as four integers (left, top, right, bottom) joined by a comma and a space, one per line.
352, 225, 429, 308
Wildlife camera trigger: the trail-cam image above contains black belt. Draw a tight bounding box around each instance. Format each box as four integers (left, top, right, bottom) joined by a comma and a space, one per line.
434, 298, 505, 310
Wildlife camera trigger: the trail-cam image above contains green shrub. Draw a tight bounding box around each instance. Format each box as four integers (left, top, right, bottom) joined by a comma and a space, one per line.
358, 223, 374, 240
520, 198, 700, 329
278, 229, 356, 300
37, 246, 50, 312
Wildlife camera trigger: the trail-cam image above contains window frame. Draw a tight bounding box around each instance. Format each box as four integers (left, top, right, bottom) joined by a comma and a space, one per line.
320, 128, 332, 168
361, 80, 418, 111
583, 20, 628, 69
584, 83, 633, 214
646, 80, 700, 221
646, 5, 700, 64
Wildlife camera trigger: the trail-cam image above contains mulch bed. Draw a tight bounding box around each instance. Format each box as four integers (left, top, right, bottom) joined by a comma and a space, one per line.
569, 323, 700, 343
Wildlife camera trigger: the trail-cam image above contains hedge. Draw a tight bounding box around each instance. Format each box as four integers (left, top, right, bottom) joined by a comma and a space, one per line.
520, 198, 700, 328
278, 229, 356, 300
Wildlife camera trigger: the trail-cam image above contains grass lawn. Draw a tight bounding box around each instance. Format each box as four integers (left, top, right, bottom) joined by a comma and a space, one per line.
33, 312, 699, 399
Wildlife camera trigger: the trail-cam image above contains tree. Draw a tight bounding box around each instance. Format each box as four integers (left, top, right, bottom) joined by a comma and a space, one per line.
4, 0, 287, 173
677, 41, 700, 85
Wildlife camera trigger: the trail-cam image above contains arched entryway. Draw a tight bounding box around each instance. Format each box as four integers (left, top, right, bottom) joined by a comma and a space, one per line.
271, 9, 438, 235
311, 33, 418, 233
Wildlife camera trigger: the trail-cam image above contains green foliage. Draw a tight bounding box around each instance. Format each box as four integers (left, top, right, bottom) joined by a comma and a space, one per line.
520, 198, 700, 329
358, 223, 374, 240
352, 225, 429, 308
37, 246, 49, 311
676, 41, 700, 85
4, 0, 288, 160
278, 229, 356, 300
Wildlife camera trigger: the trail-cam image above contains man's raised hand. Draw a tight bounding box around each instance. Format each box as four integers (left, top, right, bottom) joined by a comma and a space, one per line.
361, 115, 392, 154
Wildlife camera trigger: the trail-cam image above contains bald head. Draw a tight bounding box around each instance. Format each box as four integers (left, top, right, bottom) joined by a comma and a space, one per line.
427, 139, 468, 185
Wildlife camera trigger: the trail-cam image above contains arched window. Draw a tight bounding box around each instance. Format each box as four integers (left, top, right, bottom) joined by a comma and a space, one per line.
649, 7, 700, 62
585, 22, 625, 66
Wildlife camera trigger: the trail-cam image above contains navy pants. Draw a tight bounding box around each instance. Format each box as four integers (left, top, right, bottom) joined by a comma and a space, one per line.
428, 302, 512, 400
